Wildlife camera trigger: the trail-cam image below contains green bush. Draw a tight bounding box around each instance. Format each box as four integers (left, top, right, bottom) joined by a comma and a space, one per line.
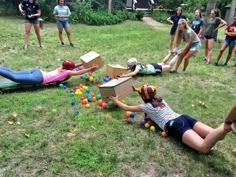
151, 10, 170, 24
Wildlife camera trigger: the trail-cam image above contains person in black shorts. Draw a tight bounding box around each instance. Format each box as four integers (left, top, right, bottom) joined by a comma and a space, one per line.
119, 52, 179, 78
110, 83, 236, 154
167, 6, 189, 52
19, 0, 43, 49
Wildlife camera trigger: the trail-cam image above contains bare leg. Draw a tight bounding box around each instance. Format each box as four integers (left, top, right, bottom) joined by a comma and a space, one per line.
64, 27, 73, 44
182, 123, 227, 153
161, 53, 172, 64
224, 46, 234, 65
174, 50, 188, 72
161, 55, 179, 72
33, 23, 42, 46
24, 23, 32, 46
58, 28, 64, 44
169, 35, 175, 51
192, 122, 214, 138
183, 50, 197, 71
204, 39, 208, 60
234, 50, 236, 67
206, 39, 215, 64
215, 43, 228, 64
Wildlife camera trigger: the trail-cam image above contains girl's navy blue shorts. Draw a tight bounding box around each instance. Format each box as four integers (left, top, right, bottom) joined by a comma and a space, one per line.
165, 115, 197, 140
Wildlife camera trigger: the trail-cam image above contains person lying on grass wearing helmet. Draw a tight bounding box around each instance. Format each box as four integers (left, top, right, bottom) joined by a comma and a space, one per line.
0, 60, 97, 85
110, 83, 236, 154
119, 52, 179, 78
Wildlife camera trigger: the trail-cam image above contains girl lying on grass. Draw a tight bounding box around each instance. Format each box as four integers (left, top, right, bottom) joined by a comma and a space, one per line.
0, 60, 97, 85
119, 52, 179, 78
110, 84, 236, 154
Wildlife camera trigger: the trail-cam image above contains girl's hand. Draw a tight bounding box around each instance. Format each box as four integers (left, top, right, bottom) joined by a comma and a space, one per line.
109, 95, 119, 102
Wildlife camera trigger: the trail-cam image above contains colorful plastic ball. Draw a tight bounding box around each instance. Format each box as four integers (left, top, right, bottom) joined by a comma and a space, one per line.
102, 103, 107, 109
125, 112, 130, 119
87, 96, 92, 102
74, 110, 80, 115
150, 126, 155, 132
147, 120, 153, 125
85, 104, 90, 108
63, 85, 67, 89
70, 92, 75, 96
91, 93, 96, 97
59, 83, 64, 88
145, 123, 150, 128
98, 100, 103, 107
88, 72, 93, 76
89, 76, 94, 81
130, 112, 136, 118
140, 119, 145, 125
70, 101, 76, 106
82, 99, 88, 105
70, 89, 75, 93
84, 73, 89, 78
80, 96, 85, 101
85, 89, 91, 94
96, 94, 101, 99
92, 97, 97, 101
161, 131, 167, 137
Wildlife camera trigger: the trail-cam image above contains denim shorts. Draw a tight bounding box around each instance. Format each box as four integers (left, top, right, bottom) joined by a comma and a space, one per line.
57, 20, 70, 28
190, 41, 201, 51
224, 38, 236, 46
165, 115, 197, 140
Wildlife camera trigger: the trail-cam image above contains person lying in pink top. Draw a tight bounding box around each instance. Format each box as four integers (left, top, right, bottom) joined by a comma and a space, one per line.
0, 60, 97, 85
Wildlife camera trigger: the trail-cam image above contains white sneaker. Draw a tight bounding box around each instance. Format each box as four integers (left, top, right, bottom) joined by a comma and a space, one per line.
39, 44, 45, 48
23, 45, 28, 50
231, 122, 236, 133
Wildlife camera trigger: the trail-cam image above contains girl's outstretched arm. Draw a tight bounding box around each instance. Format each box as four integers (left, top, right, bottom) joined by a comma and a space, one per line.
110, 96, 143, 112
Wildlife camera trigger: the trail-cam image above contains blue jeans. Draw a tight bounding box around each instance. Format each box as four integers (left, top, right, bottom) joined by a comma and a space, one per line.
57, 20, 70, 28
0, 67, 43, 85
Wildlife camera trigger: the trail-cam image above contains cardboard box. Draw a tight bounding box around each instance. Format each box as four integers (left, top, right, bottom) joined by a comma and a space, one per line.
106, 64, 127, 78
80, 51, 104, 69
99, 77, 133, 102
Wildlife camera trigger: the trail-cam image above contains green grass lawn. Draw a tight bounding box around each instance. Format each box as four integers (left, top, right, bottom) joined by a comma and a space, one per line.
0, 16, 235, 177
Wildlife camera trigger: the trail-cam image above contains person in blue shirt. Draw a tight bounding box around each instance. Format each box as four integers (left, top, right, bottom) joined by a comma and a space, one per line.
167, 6, 189, 52
191, 9, 204, 38
53, 0, 74, 47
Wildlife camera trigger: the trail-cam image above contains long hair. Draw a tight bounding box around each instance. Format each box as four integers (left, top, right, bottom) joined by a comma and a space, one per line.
175, 6, 183, 16
212, 8, 221, 17
174, 18, 196, 45
195, 9, 202, 18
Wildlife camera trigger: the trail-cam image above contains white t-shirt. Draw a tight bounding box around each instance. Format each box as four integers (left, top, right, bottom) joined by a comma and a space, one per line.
140, 100, 181, 130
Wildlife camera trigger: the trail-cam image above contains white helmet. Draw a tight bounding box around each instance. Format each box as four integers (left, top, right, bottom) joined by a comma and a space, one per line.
127, 58, 137, 66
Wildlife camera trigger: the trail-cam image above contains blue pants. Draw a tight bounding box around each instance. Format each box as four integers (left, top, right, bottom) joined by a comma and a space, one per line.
0, 67, 43, 85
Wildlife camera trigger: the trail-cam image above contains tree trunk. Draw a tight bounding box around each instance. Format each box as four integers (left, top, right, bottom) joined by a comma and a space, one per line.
108, 0, 112, 14
228, 0, 236, 24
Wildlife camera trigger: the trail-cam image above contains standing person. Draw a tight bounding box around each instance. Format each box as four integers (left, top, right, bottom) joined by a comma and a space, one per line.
173, 19, 201, 72
203, 9, 227, 64
53, 0, 74, 47
215, 16, 236, 66
18, 0, 43, 49
0, 61, 96, 85
110, 84, 236, 154
190, 9, 204, 38
167, 6, 189, 52
119, 52, 179, 77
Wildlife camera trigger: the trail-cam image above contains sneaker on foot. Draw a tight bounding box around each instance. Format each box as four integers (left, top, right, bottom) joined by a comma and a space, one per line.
231, 122, 236, 133
23, 45, 28, 50
61, 42, 64, 47
39, 44, 45, 48
223, 63, 227, 66
203, 58, 207, 61
215, 62, 218, 66
70, 43, 74, 47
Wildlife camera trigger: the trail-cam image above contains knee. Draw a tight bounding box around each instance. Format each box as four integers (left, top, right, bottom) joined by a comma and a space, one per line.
25, 30, 30, 35
219, 49, 224, 54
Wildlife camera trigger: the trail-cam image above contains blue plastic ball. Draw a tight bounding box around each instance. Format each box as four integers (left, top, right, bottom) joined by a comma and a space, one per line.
71, 100, 76, 106
130, 112, 136, 118
87, 96, 92, 102
74, 110, 80, 115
